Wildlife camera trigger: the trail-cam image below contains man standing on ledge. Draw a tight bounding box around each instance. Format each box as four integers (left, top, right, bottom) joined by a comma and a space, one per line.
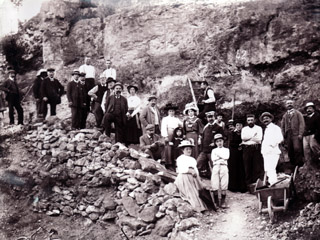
241, 114, 264, 189
197, 80, 216, 123
0, 69, 23, 125
102, 59, 116, 80
281, 99, 305, 167
79, 57, 96, 92
102, 82, 128, 143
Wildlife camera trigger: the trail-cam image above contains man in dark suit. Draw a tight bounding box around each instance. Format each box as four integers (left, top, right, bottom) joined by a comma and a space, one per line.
0, 69, 24, 125
40, 68, 64, 118
102, 82, 128, 143
140, 124, 165, 160
33, 69, 47, 120
140, 95, 161, 134
67, 70, 87, 129
281, 99, 305, 167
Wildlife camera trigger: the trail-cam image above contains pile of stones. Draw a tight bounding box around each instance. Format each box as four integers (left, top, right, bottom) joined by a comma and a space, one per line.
20, 116, 202, 238
269, 202, 320, 239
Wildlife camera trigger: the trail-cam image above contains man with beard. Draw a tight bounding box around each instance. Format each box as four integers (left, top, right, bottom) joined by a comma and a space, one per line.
40, 68, 64, 118
260, 112, 283, 185
140, 124, 165, 160
197, 111, 223, 178
281, 99, 305, 167
33, 69, 47, 120
241, 114, 264, 189
140, 95, 161, 134
102, 82, 128, 143
303, 102, 320, 163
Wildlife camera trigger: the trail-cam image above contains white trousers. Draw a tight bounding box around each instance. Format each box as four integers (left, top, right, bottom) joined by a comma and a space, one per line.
262, 154, 280, 185
211, 164, 229, 191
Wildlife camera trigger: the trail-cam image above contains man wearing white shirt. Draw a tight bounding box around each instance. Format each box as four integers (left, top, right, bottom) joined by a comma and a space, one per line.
260, 112, 283, 185
198, 80, 216, 123
102, 59, 116, 80
79, 57, 96, 90
241, 114, 264, 188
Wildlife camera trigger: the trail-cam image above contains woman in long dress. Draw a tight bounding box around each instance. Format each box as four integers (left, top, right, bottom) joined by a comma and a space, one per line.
227, 119, 247, 193
125, 85, 142, 145
161, 103, 183, 169
183, 103, 203, 159
175, 140, 208, 212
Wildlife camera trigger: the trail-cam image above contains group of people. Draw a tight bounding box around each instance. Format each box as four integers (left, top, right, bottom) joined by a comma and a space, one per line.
1, 58, 320, 213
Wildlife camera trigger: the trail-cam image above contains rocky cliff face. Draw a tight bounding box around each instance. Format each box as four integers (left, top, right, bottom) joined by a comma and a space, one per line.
14, 0, 319, 111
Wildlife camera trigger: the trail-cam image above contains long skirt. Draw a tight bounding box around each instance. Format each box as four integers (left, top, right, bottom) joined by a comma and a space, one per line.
125, 111, 142, 145
185, 132, 200, 159
228, 148, 247, 192
174, 173, 208, 212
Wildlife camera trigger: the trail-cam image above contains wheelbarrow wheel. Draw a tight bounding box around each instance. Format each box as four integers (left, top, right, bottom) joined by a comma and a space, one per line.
267, 196, 274, 223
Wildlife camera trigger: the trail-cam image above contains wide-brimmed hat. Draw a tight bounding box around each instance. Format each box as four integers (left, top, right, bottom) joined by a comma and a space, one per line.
114, 82, 123, 89
127, 85, 138, 92
214, 133, 224, 142
47, 68, 55, 72
305, 102, 315, 110
164, 103, 178, 111
178, 140, 195, 148
259, 112, 274, 122
145, 124, 155, 131
205, 111, 215, 117
8, 69, 16, 74
72, 70, 80, 76
183, 102, 199, 115
148, 95, 157, 101
107, 77, 116, 83
226, 119, 235, 126
36, 69, 47, 77
234, 118, 244, 125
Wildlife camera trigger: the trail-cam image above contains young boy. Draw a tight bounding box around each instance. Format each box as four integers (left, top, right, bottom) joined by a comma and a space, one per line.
211, 133, 230, 208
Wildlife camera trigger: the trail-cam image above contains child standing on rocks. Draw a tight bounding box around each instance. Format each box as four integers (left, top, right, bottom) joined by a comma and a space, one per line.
211, 133, 230, 208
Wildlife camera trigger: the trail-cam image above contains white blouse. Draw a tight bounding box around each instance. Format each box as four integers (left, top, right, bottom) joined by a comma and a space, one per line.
127, 95, 141, 117
161, 116, 183, 138
176, 154, 199, 175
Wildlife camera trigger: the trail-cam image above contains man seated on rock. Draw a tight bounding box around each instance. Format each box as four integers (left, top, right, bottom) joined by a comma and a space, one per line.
140, 124, 165, 161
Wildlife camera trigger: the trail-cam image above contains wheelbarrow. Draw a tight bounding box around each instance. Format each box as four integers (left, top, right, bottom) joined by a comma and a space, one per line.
254, 166, 298, 222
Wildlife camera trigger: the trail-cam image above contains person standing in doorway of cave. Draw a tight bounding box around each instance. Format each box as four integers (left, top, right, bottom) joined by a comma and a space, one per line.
102, 82, 128, 143
0, 69, 24, 125
33, 69, 47, 120
241, 114, 264, 190
40, 68, 64, 118
140, 95, 161, 134
197, 80, 216, 124
303, 102, 320, 164
281, 99, 305, 168
102, 59, 116, 80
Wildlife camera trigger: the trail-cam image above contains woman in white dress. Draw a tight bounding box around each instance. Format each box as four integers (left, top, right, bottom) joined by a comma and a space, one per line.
175, 140, 208, 212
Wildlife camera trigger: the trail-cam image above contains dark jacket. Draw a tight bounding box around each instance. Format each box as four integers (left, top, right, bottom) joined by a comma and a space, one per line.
104, 95, 128, 124
0, 79, 21, 102
140, 105, 161, 132
140, 133, 163, 151
201, 122, 224, 153
281, 109, 305, 138
304, 111, 320, 136
67, 81, 87, 108
33, 77, 43, 99
40, 77, 64, 104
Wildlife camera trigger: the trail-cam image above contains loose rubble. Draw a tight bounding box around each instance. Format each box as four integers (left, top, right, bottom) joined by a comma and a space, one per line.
19, 116, 200, 238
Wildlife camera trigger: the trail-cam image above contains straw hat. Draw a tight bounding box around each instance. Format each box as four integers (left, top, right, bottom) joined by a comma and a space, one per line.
178, 140, 195, 148
183, 102, 199, 115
